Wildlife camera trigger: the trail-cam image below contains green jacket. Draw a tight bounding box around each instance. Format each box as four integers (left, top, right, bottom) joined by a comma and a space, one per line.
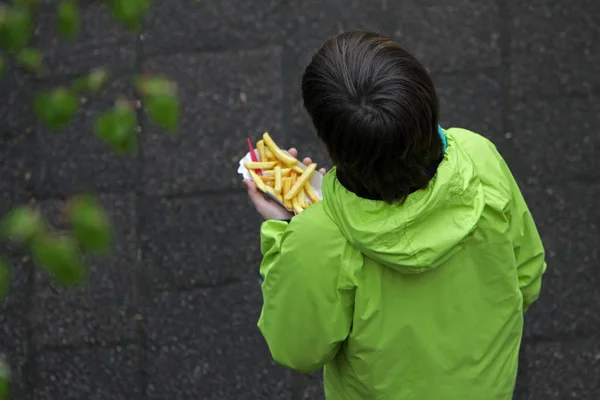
257, 128, 546, 400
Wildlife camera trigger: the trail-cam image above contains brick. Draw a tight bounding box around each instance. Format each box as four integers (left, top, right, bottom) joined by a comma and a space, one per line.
31, 194, 138, 349
146, 280, 293, 400
522, 338, 600, 400
35, 0, 136, 77
141, 47, 283, 196
391, 0, 502, 73
32, 345, 141, 400
520, 183, 600, 338
32, 76, 138, 197
508, 96, 600, 183
510, 0, 600, 98
141, 0, 292, 55
0, 258, 31, 400
141, 193, 262, 292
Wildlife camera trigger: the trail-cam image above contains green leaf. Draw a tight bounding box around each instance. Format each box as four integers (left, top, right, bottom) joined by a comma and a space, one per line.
0, 358, 10, 400
136, 76, 180, 133
94, 100, 138, 154
146, 94, 180, 133
15, 47, 41, 72
34, 87, 78, 131
0, 55, 6, 79
31, 234, 85, 286
107, 0, 150, 31
0, 5, 34, 53
57, 0, 79, 38
69, 195, 113, 253
0, 258, 10, 300
72, 68, 110, 93
0, 206, 44, 243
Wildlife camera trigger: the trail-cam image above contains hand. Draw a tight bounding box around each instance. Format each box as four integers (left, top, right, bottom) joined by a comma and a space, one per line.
243, 148, 327, 221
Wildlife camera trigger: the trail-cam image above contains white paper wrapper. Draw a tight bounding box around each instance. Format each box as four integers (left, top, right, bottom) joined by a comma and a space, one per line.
237, 149, 323, 212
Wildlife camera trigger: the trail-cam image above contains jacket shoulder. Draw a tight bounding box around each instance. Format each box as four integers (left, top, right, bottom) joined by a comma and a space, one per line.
285, 202, 362, 290
447, 127, 513, 205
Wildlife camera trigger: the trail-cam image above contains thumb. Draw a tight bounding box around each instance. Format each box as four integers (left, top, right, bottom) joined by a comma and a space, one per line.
243, 179, 266, 207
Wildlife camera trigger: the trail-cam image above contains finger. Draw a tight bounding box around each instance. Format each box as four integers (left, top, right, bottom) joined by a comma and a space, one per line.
243, 179, 257, 193
288, 148, 298, 157
319, 168, 327, 175
303, 157, 312, 166
245, 180, 269, 207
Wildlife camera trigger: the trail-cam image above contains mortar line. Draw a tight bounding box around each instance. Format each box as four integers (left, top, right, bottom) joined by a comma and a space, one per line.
133, 25, 150, 400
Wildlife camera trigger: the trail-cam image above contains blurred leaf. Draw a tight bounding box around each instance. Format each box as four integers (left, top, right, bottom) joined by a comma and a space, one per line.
94, 100, 137, 154
0, 5, 34, 53
72, 68, 110, 93
135, 75, 176, 96
15, 47, 41, 72
145, 94, 179, 133
107, 0, 150, 31
0, 358, 10, 400
69, 195, 113, 253
34, 87, 78, 131
0, 55, 6, 79
31, 234, 85, 286
0, 258, 10, 300
57, 0, 79, 38
136, 75, 179, 133
0, 206, 44, 243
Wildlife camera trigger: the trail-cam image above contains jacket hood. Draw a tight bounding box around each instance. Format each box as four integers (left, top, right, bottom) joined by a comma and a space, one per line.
322, 132, 485, 274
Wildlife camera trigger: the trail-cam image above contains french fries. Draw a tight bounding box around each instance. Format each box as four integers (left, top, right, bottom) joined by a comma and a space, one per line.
263, 132, 298, 166
245, 132, 321, 214
244, 161, 277, 169
257, 140, 266, 162
285, 163, 316, 201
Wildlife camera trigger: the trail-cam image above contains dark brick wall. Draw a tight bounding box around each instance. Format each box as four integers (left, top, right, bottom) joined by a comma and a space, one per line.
0, 0, 598, 399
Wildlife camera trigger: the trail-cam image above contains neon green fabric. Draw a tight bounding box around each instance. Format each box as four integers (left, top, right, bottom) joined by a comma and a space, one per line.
257, 128, 546, 400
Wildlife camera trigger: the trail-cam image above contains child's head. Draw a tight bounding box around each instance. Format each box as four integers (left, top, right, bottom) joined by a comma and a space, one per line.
302, 31, 442, 204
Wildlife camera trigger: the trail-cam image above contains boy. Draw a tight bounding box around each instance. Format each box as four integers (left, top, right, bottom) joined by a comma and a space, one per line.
243, 31, 546, 400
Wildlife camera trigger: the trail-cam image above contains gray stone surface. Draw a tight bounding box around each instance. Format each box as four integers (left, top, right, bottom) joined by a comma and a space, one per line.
141, 192, 262, 292
142, 0, 292, 55
522, 339, 600, 400
146, 280, 293, 400
141, 47, 283, 196
521, 182, 600, 339
391, 0, 502, 73
0, 0, 598, 398
0, 67, 36, 141
436, 69, 505, 143
509, 0, 600, 98
36, 0, 136, 77
31, 194, 138, 349
0, 258, 31, 400
32, 344, 141, 400
294, 372, 325, 400
509, 96, 600, 183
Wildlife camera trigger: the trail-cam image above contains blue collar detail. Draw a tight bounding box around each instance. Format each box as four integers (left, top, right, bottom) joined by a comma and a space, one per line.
438, 125, 447, 153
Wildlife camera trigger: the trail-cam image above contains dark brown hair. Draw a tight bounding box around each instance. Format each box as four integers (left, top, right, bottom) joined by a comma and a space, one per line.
302, 31, 442, 204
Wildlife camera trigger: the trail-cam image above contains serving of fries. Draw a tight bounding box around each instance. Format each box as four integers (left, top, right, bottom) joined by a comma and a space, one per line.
240, 132, 322, 214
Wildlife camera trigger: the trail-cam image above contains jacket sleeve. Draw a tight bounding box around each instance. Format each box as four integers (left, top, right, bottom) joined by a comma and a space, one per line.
257, 219, 353, 373
504, 164, 547, 313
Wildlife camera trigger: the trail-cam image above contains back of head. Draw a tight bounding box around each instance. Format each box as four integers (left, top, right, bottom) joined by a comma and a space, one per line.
302, 31, 442, 204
